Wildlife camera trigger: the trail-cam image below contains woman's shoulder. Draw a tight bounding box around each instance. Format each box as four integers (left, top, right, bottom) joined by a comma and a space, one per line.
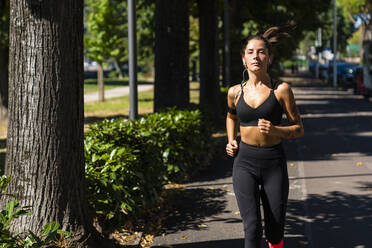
273, 79, 291, 92
273, 79, 294, 101
227, 84, 241, 97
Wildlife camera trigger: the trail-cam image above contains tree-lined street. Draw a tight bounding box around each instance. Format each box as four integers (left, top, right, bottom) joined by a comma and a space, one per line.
151, 74, 372, 248
1, 0, 372, 246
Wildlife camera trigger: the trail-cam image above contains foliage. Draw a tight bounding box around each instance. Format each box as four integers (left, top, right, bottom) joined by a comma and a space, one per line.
84, 108, 212, 228
338, 0, 371, 25
348, 27, 362, 45
0, 0, 9, 50
136, 0, 156, 70
84, 0, 128, 64
309, 5, 355, 54
84, 0, 155, 70
0, 171, 71, 248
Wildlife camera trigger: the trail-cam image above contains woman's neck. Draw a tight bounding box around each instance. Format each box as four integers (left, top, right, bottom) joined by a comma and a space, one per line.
246, 71, 271, 87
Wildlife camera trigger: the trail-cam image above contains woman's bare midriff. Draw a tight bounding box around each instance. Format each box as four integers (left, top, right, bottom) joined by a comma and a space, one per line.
240, 126, 281, 146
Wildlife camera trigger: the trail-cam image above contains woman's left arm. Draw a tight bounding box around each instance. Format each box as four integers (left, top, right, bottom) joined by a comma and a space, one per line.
258, 82, 304, 139
275, 83, 304, 138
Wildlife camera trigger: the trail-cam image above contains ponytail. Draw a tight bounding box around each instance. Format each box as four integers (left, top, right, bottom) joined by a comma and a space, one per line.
241, 20, 296, 55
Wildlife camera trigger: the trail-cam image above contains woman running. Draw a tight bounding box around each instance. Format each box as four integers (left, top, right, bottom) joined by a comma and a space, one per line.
225, 23, 304, 248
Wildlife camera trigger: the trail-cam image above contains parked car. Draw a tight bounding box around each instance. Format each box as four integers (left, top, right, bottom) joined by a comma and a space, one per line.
327, 62, 359, 88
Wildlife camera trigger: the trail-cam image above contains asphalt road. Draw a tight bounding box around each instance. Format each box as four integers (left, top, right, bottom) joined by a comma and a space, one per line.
151, 79, 372, 248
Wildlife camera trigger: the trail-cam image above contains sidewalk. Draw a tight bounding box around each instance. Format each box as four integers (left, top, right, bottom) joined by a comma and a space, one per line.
84, 84, 153, 103
150, 75, 372, 248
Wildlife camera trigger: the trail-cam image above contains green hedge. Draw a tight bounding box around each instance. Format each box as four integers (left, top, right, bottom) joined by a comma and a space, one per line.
84, 108, 212, 227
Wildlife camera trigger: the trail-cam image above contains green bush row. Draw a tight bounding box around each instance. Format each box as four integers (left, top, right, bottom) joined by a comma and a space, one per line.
84, 108, 212, 227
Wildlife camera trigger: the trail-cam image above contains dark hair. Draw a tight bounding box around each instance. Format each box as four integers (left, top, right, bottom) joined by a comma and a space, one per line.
240, 20, 296, 56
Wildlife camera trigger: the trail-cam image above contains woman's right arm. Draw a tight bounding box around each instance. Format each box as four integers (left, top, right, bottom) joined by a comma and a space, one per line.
226, 86, 239, 157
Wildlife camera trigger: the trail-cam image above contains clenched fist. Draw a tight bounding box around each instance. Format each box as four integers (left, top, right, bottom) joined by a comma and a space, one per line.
226, 140, 239, 157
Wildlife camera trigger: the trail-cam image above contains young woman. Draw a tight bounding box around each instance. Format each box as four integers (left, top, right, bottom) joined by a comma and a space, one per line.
225, 23, 304, 248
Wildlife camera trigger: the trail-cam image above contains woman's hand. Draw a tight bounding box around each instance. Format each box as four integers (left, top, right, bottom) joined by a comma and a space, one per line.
258, 118, 277, 135
226, 140, 239, 157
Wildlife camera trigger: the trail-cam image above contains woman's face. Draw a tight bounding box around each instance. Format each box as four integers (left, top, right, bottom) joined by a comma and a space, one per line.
242, 39, 271, 73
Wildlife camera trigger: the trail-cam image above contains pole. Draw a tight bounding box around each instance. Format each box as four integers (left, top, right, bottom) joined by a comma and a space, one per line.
224, 0, 231, 87
128, 0, 138, 119
333, 0, 337, 88
316, 28, 322, 79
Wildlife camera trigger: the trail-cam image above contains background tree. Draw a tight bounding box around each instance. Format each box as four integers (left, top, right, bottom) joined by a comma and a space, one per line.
338, 0, 372, 58
3, 0, 106, 246
189, 10, 200, 82
198, 0, 221, 121
85, 0, 128, 101
226, 0, 332, 84
0, 0, 9, 119
136, 0, 156, 74
154, 0, 189, 111
318, 6, 355, 55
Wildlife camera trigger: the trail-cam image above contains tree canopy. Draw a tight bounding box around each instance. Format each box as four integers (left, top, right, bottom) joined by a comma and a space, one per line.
84, 0, 155, 70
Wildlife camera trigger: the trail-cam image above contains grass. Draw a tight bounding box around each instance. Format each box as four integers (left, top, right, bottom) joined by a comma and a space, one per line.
84, 75, 154, 94
84, 81, 200, 117
84, 90, 154, 117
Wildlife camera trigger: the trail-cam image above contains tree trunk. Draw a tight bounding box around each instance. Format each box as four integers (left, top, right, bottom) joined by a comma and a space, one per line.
97, 63, 105, 102
154, 0, 189, 111
222, 0, 231, 87
0, 47, 8, 119
229, 0, 244, 85
3, 0, 101, 245
198, 0, 221, 121
113, 59, 124, 78
191, 60, 197, 81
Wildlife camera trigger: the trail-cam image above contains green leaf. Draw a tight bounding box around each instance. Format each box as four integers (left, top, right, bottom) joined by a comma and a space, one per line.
6, 200, 17, 218
41, 221, 60, 237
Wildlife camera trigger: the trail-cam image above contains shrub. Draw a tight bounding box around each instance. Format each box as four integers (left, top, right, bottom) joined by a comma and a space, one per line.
84, 108, 212, 227
0, 171, 71, 248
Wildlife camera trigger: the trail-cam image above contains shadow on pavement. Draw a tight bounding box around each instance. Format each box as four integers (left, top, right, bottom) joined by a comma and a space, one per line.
156, 184, 372, 248
152, 236, 309, 248
286, 184, 372, 247
159, 187, 228, 235
152, 238, 244, 248
291, 86, 372, 161
185, 135, 233, 184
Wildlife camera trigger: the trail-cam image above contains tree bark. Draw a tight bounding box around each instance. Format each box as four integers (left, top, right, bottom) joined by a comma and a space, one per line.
198, 0, 221, 121
3, 0, 100, 244
229, 0, 245, 85
0, 47, 8, 119
97, 63, 105, 102
154, 0, 189, 111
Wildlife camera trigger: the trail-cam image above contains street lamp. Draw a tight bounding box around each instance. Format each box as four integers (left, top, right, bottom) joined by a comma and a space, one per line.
128, 0, 138, 119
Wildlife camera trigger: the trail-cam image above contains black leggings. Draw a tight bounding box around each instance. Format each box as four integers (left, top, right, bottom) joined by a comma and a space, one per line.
233, 141, 289, 248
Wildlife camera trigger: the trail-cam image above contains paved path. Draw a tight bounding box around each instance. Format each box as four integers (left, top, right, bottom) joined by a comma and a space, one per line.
151, 79, 372, 248
84, 84, 153, 103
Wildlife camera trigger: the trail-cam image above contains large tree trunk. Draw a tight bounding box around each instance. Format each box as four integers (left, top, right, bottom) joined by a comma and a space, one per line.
198, 0, 221, 121
229, 0, 244, 85
3, 0, 103, 245
154, 0, 189, 111
0, 47, 8, 119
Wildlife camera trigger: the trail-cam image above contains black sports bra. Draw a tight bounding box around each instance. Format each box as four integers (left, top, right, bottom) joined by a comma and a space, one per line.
236, 80, 283, 126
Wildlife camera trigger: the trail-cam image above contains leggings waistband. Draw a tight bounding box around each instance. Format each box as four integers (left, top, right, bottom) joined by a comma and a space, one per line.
238, 141, 285, 159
